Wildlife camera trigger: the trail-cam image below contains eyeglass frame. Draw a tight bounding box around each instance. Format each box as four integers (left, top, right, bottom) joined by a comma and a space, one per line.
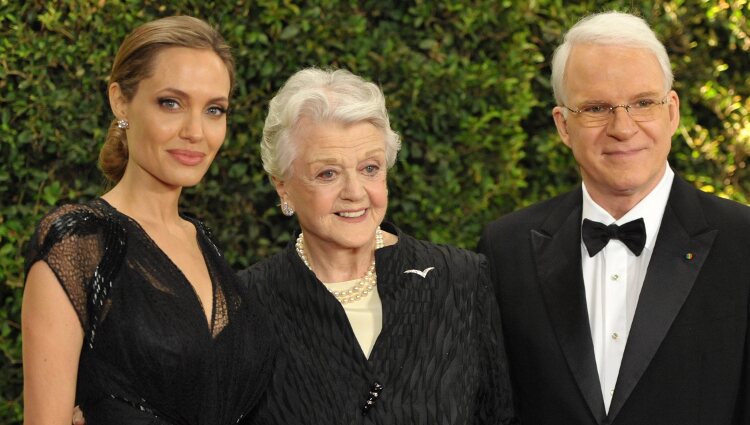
561, 93, 671, 127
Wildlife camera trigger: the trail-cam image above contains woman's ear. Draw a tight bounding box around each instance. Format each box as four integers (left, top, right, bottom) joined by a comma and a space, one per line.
109, 83, 127, 119
271, 175, 286, 200
272, 176, 295, 216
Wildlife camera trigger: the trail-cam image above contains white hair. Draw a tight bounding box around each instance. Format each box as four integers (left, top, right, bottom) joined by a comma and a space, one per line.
550, 11, 673, 105
261, 68, 401, 179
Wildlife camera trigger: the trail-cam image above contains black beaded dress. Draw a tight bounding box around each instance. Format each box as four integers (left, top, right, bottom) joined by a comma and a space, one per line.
24, 199, 274, 425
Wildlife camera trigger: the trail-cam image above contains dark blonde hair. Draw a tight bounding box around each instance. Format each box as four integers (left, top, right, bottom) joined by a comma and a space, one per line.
99, 15, 235, 183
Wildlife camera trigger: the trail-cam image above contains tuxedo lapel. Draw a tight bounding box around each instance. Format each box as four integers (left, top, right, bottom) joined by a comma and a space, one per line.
532, 189, 608, 424
608, 177, 718, 421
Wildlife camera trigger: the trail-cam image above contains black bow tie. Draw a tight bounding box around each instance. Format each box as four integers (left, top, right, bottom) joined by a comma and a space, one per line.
581, 218, 646, 257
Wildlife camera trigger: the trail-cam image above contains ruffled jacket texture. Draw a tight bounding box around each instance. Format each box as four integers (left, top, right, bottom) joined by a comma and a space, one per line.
240, 223, 517, 425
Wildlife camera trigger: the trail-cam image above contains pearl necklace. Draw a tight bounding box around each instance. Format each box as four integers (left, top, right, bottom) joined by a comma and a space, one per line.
295, 227, 384, 304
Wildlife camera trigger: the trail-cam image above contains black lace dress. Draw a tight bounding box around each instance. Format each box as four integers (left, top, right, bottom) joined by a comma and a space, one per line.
24, 199, 274, 425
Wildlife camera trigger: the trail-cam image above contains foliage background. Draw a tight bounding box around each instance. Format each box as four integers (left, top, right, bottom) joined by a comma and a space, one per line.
1, 0, 748, 421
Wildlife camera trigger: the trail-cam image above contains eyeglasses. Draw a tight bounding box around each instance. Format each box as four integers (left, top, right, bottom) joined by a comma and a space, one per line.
562, 95, 670, 128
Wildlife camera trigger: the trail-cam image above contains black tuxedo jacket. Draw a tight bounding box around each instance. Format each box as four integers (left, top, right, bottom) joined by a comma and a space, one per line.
478, 176, 750, 425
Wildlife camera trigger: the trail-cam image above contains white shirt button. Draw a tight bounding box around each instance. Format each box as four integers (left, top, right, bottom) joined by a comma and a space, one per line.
611, 332, 619, 340
611, 274, 620, 281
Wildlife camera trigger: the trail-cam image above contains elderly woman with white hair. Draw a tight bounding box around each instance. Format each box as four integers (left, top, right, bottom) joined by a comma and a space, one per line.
240, 68, 517, 424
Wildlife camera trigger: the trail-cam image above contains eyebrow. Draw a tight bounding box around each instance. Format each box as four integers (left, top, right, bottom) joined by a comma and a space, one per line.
363, 148, 386, 158
159, 87, 229, 105
306, 148, 386, 166
629, 91, 662, 99
580, 91, 663, 104
307, 157, 339, 166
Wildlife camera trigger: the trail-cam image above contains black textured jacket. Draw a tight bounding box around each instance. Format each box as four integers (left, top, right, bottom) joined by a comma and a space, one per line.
239, 223, 517, 425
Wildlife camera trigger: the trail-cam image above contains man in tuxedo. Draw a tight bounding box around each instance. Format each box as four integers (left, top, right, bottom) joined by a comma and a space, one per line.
478, 11, 749, 425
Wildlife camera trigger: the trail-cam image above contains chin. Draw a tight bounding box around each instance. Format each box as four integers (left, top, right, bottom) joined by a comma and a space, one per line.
606, 178, 650, 195
167, 172, 208, 188
331, 234, 375, 250
181, 179, 205, 188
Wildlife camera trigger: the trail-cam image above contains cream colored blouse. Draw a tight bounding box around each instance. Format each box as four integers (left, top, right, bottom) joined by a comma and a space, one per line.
323, 279, 383, 358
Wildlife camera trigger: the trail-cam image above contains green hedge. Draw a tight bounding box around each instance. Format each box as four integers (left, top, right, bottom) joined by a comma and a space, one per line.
1, 1, 748, 421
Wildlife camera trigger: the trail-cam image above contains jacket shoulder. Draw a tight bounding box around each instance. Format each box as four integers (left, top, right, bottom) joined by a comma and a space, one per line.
481, 189, 579, 236
239, 250, 289, 283
399, 231, 486, 270
695, 188, 750, 221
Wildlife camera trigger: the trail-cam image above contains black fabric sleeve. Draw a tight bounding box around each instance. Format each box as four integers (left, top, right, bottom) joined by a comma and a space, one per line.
24, 204, 108, 331
474, 257, 519, 424
734, 296, 750, 424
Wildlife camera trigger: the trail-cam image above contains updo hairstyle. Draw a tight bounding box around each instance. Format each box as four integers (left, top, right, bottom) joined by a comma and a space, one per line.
261, 68, 401, 180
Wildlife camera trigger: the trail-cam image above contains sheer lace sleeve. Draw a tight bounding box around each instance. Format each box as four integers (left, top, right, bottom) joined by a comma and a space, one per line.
25, 203, 126, 341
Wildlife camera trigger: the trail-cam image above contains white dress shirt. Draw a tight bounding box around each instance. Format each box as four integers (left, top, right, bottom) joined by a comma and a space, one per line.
580, 164, 674, 412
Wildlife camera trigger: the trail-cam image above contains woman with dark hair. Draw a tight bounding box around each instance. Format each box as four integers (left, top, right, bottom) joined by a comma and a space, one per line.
22, 16, 273, 425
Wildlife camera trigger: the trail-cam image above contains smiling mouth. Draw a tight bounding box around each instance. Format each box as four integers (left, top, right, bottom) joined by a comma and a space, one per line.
168, 149, 205, 166
336, 210, 366, 218
604, 147, 646, 156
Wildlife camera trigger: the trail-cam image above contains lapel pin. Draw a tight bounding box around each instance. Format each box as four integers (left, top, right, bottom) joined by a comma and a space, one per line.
684, 252, 695, 261
404, 267, 435, 278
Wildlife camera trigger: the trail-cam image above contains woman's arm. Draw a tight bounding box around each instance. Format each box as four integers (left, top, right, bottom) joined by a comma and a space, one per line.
22, 261, 83, 425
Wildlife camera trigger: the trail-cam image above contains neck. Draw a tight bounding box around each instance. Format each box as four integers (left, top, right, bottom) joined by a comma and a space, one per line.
588, 194, 641, 220
299, 231, 380, 283
102, 167, 183, 227
583, 167, 667, 220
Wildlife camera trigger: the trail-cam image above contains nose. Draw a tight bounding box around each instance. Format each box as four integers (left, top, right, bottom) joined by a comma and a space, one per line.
180, 110, 204, 142
606, 106, 639, 140
340, 170, 366, 200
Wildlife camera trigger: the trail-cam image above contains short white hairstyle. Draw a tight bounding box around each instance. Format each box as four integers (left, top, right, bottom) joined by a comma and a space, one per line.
261, 68, 401, 179
550, 11, 673, 105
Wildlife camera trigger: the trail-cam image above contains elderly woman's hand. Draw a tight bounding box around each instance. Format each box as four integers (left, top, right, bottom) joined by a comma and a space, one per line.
72, 405, 85, 425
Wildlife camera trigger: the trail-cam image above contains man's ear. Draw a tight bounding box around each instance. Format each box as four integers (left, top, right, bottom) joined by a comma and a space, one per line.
552, 106, 572, 148
667, 90, 681, 135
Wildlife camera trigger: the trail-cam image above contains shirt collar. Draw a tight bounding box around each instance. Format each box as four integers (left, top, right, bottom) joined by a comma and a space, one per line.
581, 163, 674, 251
